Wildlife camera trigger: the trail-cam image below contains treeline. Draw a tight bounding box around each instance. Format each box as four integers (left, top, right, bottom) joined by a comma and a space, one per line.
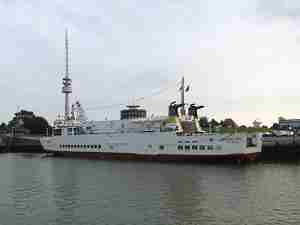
199, 117, 270, 133
0, 110, 51, 135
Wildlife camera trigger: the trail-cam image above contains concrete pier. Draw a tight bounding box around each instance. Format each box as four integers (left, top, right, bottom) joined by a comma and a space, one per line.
0, 134, 44, 153
261, 136, 300, 160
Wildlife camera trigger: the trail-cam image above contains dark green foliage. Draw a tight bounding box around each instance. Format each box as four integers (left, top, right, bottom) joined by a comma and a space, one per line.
22, 116, 50, 135
199, 117, 209, 128
7, 110, 51, 135
209, 118, 219, 128
223, 118, 238, 128
271, 123, 280, 130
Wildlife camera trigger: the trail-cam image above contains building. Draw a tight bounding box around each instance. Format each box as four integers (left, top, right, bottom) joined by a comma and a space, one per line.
15, 110, 35, 120
253, 119, 262, 128
278, 118, 300, 130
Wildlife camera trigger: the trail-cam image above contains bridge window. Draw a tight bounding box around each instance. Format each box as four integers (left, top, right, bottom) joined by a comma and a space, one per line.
185, 145, 190, 150
159, 145, 165, 150
67, 128, 73, 135
208, 145, 213, 150
178, 145, 183, 150
54, 129, 62, 136
74, 128, 80, 135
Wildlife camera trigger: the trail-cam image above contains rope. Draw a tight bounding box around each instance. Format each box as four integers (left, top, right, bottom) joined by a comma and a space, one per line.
85, 78, 180, 111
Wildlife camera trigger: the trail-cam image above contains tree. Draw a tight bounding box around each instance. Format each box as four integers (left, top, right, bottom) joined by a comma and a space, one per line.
219, 120, 224, 127
0, 122, 8, 133
223, 118, 238, 129
7, 110, 51, 135
278, 117, 286, 121
199, 117, 209, 129
22, 116, 50, 134
271, 123, 280, 130
209, 119, 219, 128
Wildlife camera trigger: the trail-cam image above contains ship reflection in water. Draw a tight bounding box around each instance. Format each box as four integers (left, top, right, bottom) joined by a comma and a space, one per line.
1, 154, 300, 225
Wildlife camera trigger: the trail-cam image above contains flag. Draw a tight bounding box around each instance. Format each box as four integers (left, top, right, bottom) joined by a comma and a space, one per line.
185, 85, 190, 92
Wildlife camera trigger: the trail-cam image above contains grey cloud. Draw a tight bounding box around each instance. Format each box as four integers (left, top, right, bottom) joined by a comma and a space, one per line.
257, 0, 300, 19
1, 0, 300, 126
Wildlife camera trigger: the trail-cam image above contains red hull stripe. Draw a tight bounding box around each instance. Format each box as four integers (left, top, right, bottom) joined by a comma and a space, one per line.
47, 151, 259, 162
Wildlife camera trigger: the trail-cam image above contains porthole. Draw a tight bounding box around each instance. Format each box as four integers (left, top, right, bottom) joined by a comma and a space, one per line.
199, 145, 205, 150
192, 145, 198, 150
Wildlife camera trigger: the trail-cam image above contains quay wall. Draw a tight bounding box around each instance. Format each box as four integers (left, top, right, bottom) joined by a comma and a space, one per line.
261, 136, 300, 160
0, 135, 44, 153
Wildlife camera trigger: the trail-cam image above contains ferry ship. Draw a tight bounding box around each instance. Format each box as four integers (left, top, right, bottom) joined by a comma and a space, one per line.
40, 31, 262, 162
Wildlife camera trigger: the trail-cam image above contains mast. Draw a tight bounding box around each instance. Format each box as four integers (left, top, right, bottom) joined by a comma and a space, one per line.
62, 29, 72, 120
180, 76, 185, 116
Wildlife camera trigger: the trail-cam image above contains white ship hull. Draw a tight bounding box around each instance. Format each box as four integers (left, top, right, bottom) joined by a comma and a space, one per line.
40, 132, 262, 162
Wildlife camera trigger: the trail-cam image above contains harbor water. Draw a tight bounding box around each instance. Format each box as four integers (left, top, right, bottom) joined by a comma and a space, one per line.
1, 154, 300, 225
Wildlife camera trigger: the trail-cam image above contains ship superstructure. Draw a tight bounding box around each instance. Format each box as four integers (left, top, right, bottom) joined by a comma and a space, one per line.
40, 32, 262, 162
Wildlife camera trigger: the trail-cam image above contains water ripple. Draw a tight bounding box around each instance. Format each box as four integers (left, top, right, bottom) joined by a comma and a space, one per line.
1, 154, 300, 224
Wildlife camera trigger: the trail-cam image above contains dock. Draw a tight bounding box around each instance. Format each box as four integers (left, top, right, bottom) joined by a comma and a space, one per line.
0, 134, 44, 153
261, 135, 300, 160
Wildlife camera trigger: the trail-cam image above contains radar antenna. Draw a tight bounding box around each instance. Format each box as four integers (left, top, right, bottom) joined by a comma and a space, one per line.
62, 29, 72, 120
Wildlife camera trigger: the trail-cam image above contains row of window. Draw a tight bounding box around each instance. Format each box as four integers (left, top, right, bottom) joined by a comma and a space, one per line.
177, 145, 221, 151
178, 138, 214, 144
60, 144, 101, 149
58, 144, 221, 151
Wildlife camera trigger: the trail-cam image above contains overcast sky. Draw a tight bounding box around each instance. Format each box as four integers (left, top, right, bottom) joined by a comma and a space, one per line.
1, 0, 300, 126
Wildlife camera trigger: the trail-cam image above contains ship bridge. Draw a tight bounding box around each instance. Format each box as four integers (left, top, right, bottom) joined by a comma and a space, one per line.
120, 105, 147, 120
